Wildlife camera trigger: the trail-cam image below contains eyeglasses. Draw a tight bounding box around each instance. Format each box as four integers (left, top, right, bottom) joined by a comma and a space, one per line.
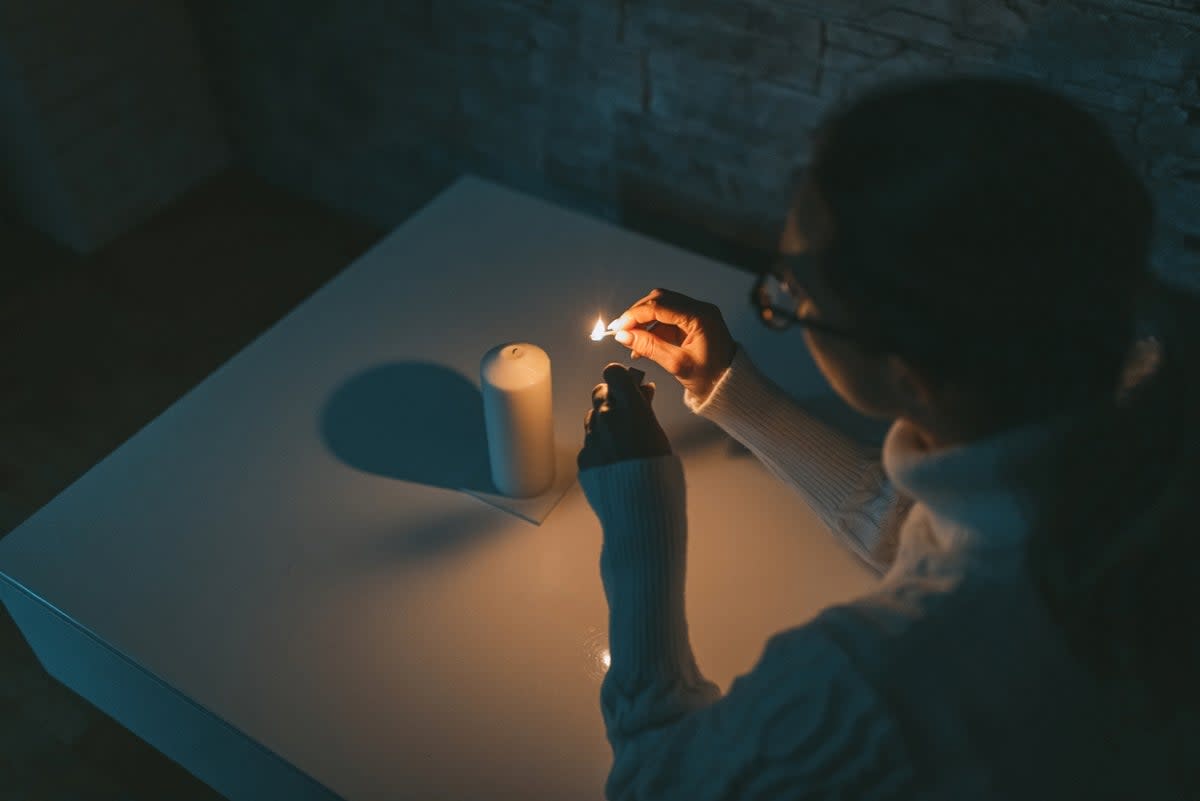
750, 251, 873, 346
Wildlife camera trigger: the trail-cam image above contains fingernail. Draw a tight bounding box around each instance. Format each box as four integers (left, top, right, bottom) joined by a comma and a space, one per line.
614, 330, 632, 345
608, 315, 628, 331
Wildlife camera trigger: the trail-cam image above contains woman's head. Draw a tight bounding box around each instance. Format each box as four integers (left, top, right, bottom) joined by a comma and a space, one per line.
788, 75, 1154, 444
795, 74, 1200, 776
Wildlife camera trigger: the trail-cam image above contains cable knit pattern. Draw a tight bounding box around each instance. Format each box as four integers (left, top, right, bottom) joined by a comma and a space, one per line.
577, 348, 1133, 800
604, 627, 915, 801
580, 456, 916, 801
685, 347, 910, 574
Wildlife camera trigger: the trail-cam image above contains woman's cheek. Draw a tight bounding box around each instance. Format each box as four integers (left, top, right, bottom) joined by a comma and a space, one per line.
806, 336, 897, 418
803, 331, 843, 392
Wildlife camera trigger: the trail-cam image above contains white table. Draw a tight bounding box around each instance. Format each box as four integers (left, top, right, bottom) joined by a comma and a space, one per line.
0, 177, 878, 800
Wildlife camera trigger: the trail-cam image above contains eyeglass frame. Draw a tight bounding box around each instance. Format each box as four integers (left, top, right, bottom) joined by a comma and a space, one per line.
750, 250, 880, 349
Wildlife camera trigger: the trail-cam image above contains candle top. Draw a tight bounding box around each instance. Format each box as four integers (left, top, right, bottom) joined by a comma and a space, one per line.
481, 342, 551, 389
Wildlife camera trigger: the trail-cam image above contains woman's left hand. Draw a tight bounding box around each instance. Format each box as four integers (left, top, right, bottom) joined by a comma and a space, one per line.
578, 363, 672, 470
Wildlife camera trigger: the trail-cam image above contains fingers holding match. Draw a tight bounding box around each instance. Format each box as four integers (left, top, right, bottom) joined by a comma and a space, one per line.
609, 289, 703, 334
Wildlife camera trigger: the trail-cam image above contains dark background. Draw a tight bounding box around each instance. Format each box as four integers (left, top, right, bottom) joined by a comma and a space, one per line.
3, 1, 1198, 269
1, 1, 1197, 797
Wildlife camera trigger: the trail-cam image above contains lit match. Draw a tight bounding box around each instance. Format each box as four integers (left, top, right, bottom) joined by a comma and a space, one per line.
590, 317, 617, 340
590, 315, 656, 341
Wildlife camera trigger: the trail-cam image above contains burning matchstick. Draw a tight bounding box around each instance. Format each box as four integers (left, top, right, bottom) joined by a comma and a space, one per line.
590, 317, 616, 340
590, 316, 657, 341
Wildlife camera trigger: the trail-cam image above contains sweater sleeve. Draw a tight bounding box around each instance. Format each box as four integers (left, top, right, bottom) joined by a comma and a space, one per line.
686, 348, 911, 573
578, 456, 915, 801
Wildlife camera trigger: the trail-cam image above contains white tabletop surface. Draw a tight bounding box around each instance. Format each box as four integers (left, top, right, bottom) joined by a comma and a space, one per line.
0, 177, 878, 800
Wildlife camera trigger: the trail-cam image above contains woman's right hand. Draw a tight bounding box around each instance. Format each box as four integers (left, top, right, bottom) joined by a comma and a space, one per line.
609, 288, 737, 401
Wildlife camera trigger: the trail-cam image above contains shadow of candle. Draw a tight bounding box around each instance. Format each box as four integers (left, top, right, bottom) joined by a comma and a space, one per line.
319, 362, 497, 493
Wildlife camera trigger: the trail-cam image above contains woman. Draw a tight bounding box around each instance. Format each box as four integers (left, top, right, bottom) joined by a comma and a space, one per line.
577, 75, 1199, 800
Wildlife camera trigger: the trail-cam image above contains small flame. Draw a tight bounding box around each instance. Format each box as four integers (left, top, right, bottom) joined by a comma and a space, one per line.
590, 316, 607, 341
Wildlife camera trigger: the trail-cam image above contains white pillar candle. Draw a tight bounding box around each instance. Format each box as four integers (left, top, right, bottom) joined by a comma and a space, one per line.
480, 342, 556, 498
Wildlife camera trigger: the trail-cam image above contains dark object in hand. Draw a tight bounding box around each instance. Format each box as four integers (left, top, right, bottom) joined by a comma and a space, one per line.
578, 364, 671, 470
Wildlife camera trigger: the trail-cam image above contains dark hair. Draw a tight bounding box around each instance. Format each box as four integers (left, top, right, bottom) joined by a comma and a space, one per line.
807, 74, 1200, 778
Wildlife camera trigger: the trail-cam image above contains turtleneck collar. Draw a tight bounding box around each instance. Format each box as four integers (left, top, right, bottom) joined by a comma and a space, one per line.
882, 413, 1073, 549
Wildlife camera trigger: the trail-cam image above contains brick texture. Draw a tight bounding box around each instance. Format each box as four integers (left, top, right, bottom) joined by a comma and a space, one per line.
189, 0, 1198, 282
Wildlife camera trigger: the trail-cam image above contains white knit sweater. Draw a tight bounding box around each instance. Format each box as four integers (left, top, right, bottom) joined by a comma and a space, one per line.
578, 347, 1140, 801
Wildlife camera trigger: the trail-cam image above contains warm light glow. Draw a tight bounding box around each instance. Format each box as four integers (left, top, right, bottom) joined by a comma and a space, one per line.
583, 627, 612, 681
590, 316, 608, 341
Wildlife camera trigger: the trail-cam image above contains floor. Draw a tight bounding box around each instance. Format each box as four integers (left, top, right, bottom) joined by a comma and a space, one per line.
0, 170, 383, 800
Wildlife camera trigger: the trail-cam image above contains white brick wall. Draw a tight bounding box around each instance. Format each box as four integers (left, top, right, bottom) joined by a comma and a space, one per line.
180, 0, 1200, 283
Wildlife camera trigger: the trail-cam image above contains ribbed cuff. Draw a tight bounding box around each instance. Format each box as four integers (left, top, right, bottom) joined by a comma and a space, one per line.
579, 455, 700, 682
683, 360, 735, 415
